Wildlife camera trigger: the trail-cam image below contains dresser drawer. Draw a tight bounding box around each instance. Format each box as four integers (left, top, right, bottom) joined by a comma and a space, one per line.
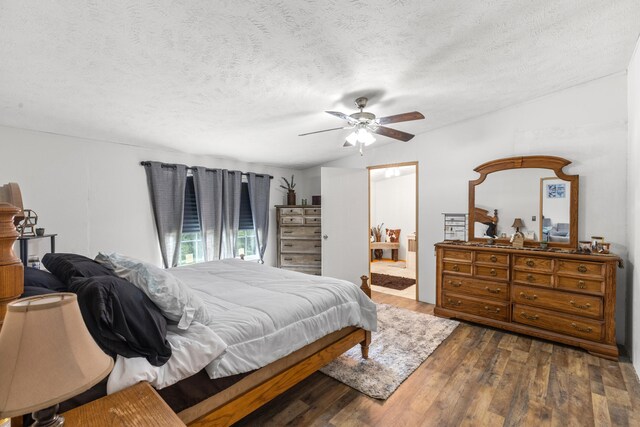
281, 208, 304, 216
442, 249, 472, 262
442, 261, 472, 275
281, 254, 321, 266
304, 216, 321, 225
513, 270, 552, 287
280, 216, 303, 225
513, 285, 603, 319
304, 207, 321, 216
514, 256, 553, 272
513, 304, 603, 341
475, 252, 509, 266
282, 266, 322, 276
281, 240, 322, 254
281, 226, 322, 239
474, 265, 508, 281
442, 292, 508, 321
557, 260, 604, 278
556, 275, 604, 294
442, 275, 508, 301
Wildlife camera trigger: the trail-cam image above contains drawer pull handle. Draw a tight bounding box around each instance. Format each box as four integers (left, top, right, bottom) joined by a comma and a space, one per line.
527, 274, 535, 282
490, 255, 498, 262
484, 306, 501, 313
452, 264, 460, 272
490, 269, 497, 277
520, 312, 539, 321
284, 244, 293, 247
485, 287, 501, 294
283, 231, 293, 234
526, 259, 535, 267
519, 292, 537, 300
570, 300, 591, 310
577, 280, 586, 289
446, 298, 462, 307
448, 281, 462, 287
571, 323, 593, 333
314, 259, 321, 262
315, 244, 321, 248
284, 257, 293, 261
577, 265, 588, 273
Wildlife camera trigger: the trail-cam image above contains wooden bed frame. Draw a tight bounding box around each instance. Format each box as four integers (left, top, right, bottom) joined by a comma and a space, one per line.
0, 204, 372, 426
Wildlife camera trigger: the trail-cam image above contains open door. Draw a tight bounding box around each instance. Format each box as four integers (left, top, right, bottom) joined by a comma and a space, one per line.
321, 167, 368, 284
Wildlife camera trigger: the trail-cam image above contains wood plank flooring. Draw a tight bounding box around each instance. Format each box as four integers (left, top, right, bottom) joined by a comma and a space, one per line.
234, 292, 640, 426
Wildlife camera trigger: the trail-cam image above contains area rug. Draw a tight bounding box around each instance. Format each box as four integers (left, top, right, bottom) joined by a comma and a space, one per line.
371, 272, 415, 290
320, 304, 459, 399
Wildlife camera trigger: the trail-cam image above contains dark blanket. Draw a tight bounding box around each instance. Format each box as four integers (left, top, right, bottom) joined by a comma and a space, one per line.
69, 275, 172, 366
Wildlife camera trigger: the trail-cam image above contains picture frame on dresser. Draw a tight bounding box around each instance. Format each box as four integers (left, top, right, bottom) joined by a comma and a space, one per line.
435, 155, 621, 360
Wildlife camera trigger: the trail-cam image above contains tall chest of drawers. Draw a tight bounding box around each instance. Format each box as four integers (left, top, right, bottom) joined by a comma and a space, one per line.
275, 205, 322, 275
434, 242, 621, 359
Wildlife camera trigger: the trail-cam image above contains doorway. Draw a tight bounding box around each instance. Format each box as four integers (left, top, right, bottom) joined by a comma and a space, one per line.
368, 162, 418, 300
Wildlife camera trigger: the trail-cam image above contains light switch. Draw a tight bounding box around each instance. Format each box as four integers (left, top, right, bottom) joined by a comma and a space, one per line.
532, 216, 536, 221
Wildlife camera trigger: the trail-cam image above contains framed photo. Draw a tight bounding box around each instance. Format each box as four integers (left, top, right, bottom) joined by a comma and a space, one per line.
546, 183, 566, 198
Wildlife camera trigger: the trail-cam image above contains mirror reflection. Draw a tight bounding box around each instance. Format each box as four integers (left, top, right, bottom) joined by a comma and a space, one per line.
474, 168, 571, 242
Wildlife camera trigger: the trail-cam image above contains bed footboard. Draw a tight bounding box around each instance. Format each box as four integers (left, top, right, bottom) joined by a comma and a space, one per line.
360, 275, 372, 359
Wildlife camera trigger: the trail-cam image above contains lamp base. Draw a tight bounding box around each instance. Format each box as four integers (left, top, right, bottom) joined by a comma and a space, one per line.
32, 404, 64, 427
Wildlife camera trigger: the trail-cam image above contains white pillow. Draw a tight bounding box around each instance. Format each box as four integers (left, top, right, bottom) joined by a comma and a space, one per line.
106, 322, 227, 393
96, 252, 211, 330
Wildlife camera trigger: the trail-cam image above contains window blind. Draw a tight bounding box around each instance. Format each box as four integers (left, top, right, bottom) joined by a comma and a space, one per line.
182, 176, 201, 233
239, 182, 254, 230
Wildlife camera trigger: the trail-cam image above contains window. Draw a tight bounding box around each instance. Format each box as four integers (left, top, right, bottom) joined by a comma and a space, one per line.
179, 176, 203, 265
237, 182, 257, 259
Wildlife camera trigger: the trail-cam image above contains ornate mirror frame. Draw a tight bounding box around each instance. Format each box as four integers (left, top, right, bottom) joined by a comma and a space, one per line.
468, 155, 579, 249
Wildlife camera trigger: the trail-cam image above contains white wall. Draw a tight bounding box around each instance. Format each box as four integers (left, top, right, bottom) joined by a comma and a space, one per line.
628, 37, 640, 374
370, 172, 416, 260
303, 73, 629, 344
0, 125, 308, 268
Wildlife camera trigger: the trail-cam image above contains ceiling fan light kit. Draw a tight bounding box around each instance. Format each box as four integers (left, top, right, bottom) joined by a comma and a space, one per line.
299, 97, 425, 155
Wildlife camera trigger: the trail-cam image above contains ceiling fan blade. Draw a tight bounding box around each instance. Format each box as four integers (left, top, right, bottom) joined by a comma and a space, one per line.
371, 126, 415, 142
298, 127, 347, 137
325, 111, 358, 124
376, 111, 425, 125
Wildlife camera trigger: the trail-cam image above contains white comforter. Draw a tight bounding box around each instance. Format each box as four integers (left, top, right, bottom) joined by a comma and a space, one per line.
172, 259, 377, 378
107, 259, 376, 393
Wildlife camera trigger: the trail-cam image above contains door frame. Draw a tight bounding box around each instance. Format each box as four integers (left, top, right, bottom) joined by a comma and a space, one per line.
367, 161, 419, 301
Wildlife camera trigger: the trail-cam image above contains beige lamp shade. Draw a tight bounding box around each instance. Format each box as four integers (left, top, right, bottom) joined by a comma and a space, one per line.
511, 218, 525, 229
0, 293, 113, 418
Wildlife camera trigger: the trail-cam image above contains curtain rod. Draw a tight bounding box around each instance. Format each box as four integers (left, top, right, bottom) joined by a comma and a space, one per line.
140, 161, 273, 179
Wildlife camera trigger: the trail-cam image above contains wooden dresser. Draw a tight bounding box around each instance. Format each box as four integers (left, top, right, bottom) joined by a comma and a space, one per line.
275, 205, 322, 275
434, 242, 620, 359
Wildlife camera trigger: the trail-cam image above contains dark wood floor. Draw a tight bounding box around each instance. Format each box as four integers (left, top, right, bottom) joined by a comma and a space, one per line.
235, 291, 640, 426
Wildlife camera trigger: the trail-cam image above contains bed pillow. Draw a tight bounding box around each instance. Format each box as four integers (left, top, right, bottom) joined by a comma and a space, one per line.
24, 266, 67, 291
42, 253, 117, 285
69, 275, 172, 366
21, 286, 58, 298
95, 253, 211, 330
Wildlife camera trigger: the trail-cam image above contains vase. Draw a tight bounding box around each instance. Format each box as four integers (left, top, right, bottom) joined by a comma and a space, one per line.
287, 190, 296, 206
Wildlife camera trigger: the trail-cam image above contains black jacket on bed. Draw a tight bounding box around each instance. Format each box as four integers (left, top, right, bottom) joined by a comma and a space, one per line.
69, 275, 172, 366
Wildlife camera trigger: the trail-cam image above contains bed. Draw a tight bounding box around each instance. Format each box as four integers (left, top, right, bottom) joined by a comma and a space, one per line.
0, 204, 376, 426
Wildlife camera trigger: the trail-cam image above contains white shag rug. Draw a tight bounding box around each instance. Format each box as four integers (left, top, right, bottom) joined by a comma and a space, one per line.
320, 303, 459, 399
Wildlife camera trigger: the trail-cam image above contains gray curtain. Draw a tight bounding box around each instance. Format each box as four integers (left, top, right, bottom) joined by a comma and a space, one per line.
144, 161, 187, 268
247, 173, 271, 263
192, 167, 224, 261
221, 170, 242, 258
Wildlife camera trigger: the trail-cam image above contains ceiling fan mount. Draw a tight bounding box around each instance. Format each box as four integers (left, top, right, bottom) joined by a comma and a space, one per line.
298, 97, 425, 153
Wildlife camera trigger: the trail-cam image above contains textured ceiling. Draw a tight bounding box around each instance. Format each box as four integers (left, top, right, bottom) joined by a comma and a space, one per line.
1, 1, 639, 168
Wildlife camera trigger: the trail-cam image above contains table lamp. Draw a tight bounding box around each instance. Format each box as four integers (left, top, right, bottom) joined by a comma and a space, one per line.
0, 293, 113, 426
511, 218, 525, 233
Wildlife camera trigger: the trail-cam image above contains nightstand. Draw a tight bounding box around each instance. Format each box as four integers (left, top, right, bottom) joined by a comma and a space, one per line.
62, 382, 185, 426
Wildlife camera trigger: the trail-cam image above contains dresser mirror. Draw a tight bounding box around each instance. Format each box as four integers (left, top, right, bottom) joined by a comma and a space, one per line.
468, 156, 578, 248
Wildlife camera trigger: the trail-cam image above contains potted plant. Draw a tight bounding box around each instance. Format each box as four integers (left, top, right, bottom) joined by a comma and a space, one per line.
280, 175, 297, 205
